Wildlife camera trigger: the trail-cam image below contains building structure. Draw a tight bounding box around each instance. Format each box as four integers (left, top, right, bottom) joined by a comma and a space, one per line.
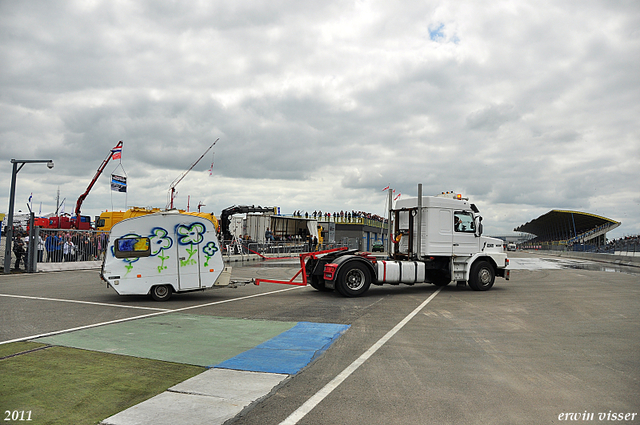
320, 217, 388, 251
514, 210, 620, 251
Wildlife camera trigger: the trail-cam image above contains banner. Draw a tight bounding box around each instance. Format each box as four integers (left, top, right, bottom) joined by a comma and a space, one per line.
111, 174, 127, 192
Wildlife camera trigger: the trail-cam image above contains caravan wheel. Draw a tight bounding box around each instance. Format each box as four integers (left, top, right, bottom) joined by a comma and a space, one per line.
150, 285, 173, 301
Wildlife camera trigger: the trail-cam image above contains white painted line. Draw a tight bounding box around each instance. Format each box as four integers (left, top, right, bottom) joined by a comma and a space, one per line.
0, 285, 304, 345
279, 287, 443, 425
0, 293, 171, 311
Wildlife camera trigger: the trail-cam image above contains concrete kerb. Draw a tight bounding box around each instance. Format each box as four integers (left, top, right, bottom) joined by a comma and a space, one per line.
521, 250, 640, 268
101, 369, 291, 425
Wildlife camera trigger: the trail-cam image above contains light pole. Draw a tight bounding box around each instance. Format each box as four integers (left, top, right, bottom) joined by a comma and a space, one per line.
3, 159, 54, 274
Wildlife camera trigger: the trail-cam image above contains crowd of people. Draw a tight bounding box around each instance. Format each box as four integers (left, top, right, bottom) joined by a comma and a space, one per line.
10, 229, 109, 270
292, 210, 386, 223
596, 235, 640, 253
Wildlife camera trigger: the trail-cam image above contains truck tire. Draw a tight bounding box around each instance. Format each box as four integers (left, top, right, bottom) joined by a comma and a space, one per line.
309, 275, 332, 292
336, 262, 371, 297
150, 284, 173, 301
468, 261, 495, 291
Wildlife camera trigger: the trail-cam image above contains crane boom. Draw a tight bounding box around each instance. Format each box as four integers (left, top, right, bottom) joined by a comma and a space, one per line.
167, 138, 219, 209
75, 141, 123, 216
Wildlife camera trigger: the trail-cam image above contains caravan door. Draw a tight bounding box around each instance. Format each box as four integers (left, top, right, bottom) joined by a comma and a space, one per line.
175, 220, 205, 290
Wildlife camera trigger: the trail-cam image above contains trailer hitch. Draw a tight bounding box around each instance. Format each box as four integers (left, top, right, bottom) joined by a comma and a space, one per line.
254, 247, 349, 287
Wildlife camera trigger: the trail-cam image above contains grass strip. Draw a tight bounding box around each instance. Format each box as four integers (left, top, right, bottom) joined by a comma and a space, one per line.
0, 344, 204, 425
0, 341, 48, 358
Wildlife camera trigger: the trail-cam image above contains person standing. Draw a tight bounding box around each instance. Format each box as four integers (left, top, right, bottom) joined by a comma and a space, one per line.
37, 234, 45, 263
63, 237, 76, 262
12, 235, 25, 270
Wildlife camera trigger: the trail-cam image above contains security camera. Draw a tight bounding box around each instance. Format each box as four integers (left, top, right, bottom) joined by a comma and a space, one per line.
47, 160, 54, 169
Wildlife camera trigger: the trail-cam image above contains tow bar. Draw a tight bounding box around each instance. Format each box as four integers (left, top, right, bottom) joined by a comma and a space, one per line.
254, 247, 348, 287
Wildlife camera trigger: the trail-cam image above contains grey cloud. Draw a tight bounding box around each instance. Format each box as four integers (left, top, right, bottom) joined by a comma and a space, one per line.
465, 104, 520, 131
1, 0, 639, 237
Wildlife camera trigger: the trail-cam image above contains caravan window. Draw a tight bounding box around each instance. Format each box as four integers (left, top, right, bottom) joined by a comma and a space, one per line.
114, 237, 151, 258
454, 211, 475, 233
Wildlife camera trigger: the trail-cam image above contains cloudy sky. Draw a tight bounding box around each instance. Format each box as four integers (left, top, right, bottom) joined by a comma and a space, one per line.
1, 0, 639, 238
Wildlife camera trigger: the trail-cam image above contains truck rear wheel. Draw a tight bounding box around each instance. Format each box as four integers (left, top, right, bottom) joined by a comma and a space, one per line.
150, 284, 173, 301
336, 262, 371, 297
468, 261, 495, 291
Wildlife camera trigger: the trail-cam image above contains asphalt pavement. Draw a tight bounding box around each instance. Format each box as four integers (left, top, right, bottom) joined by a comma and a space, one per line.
0, 253, 638, 424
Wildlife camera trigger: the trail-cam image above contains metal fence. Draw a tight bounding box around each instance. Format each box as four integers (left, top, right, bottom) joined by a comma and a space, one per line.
1, 228, 109, 272
37, 228, 110, 263
221, 239, 348, 258
1, 229, 354, 273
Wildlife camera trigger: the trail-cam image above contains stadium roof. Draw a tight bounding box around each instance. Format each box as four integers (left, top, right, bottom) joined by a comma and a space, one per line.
514, 210, 620, 241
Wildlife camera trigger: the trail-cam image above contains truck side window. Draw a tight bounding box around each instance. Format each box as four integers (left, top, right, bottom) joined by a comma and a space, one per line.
114, 237, 151, 258
454, 212, 475, 233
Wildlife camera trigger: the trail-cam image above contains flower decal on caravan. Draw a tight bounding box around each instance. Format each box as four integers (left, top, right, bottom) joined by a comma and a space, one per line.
177, 223, 205, 245
202, 241, 219, 267
176, 222, 206, 267
149, 227, 173, 273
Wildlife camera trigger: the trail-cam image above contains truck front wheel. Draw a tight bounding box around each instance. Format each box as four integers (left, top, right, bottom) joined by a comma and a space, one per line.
468, 261, 495, 291
336, 262, 371, 297
150, 284, 173, 301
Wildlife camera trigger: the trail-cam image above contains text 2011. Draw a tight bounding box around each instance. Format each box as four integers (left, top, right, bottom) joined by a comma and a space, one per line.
3, 411, 32, 421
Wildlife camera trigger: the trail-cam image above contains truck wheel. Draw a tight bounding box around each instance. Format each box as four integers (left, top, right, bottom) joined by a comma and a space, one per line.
150, 284, 173, 301
309, 275, 332, 292
336, 262, 371, 297
468, 261, 495, 291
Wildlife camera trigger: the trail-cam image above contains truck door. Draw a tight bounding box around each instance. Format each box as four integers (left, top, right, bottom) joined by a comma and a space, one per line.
175, 221, 204, 290
452, 211, 478, 257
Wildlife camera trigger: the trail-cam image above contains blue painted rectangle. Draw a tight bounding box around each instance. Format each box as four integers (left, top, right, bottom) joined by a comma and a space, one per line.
213, 321, 350, 375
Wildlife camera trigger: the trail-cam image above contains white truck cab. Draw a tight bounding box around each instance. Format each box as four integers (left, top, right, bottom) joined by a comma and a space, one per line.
391, 192, 509, 290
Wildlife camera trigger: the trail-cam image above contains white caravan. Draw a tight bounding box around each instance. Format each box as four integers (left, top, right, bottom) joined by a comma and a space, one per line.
100, 211, 230, 300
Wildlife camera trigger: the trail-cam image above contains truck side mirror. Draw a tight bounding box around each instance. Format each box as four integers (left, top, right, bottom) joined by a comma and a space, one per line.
475, 216, 483, 237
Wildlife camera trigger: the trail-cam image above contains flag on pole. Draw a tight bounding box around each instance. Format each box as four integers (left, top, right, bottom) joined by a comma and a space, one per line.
111, 144, 122, 160
382, 185, 390, 191
394, 193, 401, 201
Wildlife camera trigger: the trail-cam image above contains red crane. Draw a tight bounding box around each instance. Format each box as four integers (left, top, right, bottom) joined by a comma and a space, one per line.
73, 141, 123, 228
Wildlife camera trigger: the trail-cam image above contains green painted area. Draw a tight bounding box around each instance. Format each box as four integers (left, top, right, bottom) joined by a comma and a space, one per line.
34, 314, 298, 367
0, 344, 203, 425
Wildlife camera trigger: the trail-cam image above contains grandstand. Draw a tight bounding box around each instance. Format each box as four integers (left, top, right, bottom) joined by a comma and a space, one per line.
514, 210, 621, 251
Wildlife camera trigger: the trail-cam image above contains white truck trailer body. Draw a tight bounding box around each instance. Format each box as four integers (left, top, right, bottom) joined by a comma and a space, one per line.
100, 211, 229, 300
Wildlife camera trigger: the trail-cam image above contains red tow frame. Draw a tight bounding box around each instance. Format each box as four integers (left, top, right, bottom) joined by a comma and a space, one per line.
254, 247, 349, 287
